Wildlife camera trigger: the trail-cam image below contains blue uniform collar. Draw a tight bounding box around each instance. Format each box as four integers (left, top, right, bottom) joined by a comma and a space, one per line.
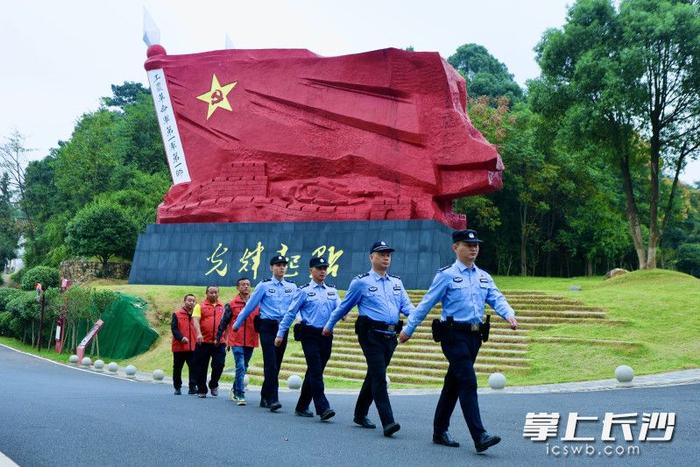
455, 260, 477, 273
271, 276, 286, 286
369, 269, 390, 281
308, 280, 326, 289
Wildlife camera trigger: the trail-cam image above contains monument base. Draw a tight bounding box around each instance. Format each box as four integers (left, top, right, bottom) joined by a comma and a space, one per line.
128, 220, 454, 289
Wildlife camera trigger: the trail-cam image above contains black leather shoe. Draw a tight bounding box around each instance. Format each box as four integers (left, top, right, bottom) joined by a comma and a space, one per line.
383, 422, 401, 437
187, 388, 197, 395
353, 416, 376, 429
295, 409, 314, 417
174, 388, 181, 395
433, 431, 460, 447
475, 432, 501, 453
259, 399, 271, 408
320, 409, 336, 421
269, 401, 282, 412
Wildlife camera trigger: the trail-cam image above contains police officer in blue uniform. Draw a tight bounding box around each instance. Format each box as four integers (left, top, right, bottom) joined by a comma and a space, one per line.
324, 241, 414, 437
275, 257, 338, 421
399, 229, 518, 453
234, 255, 298, 412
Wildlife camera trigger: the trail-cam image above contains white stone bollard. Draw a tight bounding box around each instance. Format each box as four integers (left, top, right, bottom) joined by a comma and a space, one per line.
243, 374, 250, 388
94, 360, 105, 371
153, 369, 165, 382
107, 362, 119, 373
81, 357, 92, 367
125, 365, 137, 378
488, 372, 507, 390
287, 374, 302, 390
615, 365, 634, 385
69, 355, 79, 365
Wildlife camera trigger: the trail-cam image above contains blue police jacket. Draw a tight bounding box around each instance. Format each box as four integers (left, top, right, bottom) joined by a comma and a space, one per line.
277, 281, 339, 338
234, 276, 298, 327
325, 269, 414, 330
403, 260, 514, 337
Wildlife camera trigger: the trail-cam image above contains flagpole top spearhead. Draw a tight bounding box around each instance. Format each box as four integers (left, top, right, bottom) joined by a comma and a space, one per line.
143, 7, 161, 47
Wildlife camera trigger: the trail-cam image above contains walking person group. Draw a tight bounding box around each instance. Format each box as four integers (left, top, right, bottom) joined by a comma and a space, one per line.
170, 229, 518, 453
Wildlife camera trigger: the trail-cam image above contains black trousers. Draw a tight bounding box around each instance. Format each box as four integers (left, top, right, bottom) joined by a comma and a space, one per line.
297, 329, 333, 414
258, 319, 288, 404
356, 328, 397, 427
172, 351, 196, 391
193, 343, 226, 395
434, 330, 486, 441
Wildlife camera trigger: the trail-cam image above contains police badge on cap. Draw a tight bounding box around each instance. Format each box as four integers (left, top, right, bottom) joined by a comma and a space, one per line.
452, 229, 483, 244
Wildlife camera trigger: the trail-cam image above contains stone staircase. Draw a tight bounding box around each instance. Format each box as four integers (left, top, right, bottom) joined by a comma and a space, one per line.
245, 290, 608, 385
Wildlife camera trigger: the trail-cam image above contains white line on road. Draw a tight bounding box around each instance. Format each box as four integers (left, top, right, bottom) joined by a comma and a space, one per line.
0, 343, 135, 383
0, 450, 18, 467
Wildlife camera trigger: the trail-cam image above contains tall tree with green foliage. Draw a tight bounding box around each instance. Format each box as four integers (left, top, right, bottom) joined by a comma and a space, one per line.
0, 173, 19, 267
534, 0, 700, 269
448, 43, 523, 104
65, 202, 138, 270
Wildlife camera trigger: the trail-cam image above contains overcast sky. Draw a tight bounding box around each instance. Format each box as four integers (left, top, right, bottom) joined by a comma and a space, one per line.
2, 0, 698, 184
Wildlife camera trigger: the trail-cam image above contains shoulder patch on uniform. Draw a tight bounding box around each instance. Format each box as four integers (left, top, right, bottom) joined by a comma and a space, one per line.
356, 273, 370, 279
300, 283, 311, 290
438, 265, 451, 272
388, 273, 401, 279
326, 284, 336, 289
261, 278, 271, 282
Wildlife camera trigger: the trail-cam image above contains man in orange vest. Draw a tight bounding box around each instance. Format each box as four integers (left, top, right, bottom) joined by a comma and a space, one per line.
171, 293, 197, 395
192, 286, 226, 398
217, 277, 260, 405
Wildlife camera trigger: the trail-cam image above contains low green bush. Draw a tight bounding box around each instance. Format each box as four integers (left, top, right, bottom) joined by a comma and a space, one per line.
0, 287, 23, 311
20, 266, 60, 291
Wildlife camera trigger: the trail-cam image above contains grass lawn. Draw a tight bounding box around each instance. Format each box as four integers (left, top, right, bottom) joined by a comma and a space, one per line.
3, 270, 697, 388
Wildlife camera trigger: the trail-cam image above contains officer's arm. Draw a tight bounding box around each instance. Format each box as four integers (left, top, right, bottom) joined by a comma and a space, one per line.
485, 282, 515, 320
216, 304, 233, 342
403, 273, 448, 337
325, 279, 361, 331
398, 285, 415, 317
277, 289, 305, 338
234, 286, 263, 329
171, 313, 184, 341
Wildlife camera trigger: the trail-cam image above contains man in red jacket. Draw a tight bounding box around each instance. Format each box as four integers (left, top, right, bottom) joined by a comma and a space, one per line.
171, 293, 197, 395
217, 277, 259, 405
192, 286, 226, 398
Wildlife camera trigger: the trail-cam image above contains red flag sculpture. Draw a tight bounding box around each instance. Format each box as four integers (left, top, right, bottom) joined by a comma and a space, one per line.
145, 44, 503, 229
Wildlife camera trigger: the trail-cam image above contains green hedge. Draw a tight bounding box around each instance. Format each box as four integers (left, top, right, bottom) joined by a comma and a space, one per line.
20, 266, 60, 291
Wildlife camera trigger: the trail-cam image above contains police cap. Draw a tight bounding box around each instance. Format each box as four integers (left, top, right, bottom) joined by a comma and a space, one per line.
370, 241, 395, 253
452, 229, 483, 244
269, 255, 289, 265
309, 257, 329, 268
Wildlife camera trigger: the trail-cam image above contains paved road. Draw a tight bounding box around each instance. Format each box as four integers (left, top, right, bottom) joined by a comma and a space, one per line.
0, 346, 697, 466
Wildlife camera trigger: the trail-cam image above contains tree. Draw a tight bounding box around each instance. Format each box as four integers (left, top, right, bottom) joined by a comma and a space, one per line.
534, 0, 700, 269
448, 44, 523, 104
53, 110, 120, 208
0, 173, 19, 266
65, 202, 138, 270
0, 130, 34, 234
101, 81, 150, 110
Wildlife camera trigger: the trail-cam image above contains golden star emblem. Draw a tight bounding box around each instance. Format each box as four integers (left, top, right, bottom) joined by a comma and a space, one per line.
196, 74, 237, 119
